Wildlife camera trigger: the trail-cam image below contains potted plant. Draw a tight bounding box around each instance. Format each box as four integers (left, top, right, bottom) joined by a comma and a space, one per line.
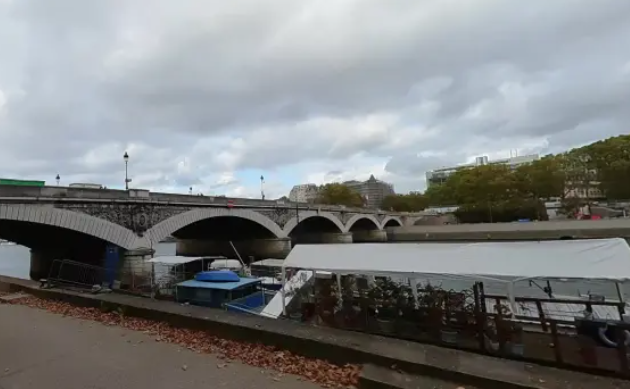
421, 284, 445, 337
440, 290, 467, 344
315, 277, 339, 327
377, 300, 399, 334
502, 319, 524, 356
394, 285, 418, 338
368, 279, 400, 333
291, 285, 315, 320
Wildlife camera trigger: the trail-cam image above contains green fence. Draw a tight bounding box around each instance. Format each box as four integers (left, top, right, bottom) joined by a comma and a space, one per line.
0, 178, 45, 187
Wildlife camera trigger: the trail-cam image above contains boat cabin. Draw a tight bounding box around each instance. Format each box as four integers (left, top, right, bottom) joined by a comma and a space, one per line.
174, 271, 266, 311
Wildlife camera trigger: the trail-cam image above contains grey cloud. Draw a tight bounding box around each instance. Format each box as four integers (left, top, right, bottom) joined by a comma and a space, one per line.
0, 0, 629, 194
385, 153, 457, 177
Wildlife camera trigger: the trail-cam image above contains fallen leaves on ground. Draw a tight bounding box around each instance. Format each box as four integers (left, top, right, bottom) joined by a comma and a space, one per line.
9, 295, 360, 388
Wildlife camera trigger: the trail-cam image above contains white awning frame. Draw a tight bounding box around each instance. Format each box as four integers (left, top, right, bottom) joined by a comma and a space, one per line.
279, 239, 630, 316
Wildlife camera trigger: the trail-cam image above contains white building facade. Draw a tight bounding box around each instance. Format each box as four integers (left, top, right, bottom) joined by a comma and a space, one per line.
343, 175, 395, 209
288, 183, 319, 203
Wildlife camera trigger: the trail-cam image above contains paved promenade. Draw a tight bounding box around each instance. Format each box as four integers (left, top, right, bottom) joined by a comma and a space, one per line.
0, 304, 319, 389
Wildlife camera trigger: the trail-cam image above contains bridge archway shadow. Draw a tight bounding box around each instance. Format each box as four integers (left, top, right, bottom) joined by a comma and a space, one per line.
347, 216, 380, 232
0, 220, 115, 280
287, 215, 345, 244
172, 216, 279, 241
382, 217, 403, 228
170, 216, 287, 260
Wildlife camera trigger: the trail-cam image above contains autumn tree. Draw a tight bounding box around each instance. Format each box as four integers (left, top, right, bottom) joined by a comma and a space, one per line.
316, 183, 364, 207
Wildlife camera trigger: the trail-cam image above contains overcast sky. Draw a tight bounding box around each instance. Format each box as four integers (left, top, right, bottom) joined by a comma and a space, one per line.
0, 0, 628, 199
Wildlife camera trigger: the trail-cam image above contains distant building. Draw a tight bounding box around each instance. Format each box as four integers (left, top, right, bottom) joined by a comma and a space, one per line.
425, 154, 540, 188
342, 175, 395, 209
288, 184, 319, 203
564, 185, 604, 200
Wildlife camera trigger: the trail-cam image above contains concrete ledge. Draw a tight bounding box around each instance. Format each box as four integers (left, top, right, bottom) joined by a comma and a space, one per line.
359, 364, 467, 389
0, 276, 620, 389
359, 363, 540, 389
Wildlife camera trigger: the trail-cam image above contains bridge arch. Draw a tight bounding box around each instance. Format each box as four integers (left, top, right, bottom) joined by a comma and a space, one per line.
146, 208, 285, 243
381, 216, 403, 228
345, 214, 381, 231
283, 212, 345, 236
0, 204, 138, 249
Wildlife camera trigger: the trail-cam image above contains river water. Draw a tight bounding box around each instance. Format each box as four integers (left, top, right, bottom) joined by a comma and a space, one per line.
0, 243, 624, 300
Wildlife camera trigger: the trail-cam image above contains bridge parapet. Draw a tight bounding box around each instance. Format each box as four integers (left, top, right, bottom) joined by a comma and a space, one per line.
0, 185, 405, 216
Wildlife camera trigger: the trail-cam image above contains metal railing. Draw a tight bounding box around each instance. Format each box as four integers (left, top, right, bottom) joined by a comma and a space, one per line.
281, 277, 630, 377
0, 185, 407, 214
45, 259, 107, 291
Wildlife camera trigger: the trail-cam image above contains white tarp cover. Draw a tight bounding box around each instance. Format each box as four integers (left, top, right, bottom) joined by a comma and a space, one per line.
282, 238, 630, 282
148, 256, 204, 264
148, 256, 227, 265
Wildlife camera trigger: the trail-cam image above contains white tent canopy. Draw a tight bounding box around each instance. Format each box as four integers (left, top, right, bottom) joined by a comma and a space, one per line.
282, 238, 630, 282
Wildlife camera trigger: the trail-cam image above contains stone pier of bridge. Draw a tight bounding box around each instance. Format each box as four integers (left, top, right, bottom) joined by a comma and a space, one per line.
175, 232, 362, 260
176, 238, 292, 260
351, 229, 388, 243
293, 232, 353, 244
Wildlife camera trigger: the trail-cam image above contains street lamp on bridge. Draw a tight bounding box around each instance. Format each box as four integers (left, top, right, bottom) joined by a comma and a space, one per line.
260, 175, 265, 200
55, 174, 60, 186
123, 152, 131, 190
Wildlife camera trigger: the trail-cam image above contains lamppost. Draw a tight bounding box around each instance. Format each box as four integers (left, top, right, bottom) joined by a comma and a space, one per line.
260, 175, 265, 200
123, 152, 130, 190
55, 174, 60, 186
189, 186, 193, 195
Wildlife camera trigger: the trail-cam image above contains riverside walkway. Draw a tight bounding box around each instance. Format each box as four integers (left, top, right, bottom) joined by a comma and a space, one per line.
0, 303, 317, 389
3, 277, 630, 389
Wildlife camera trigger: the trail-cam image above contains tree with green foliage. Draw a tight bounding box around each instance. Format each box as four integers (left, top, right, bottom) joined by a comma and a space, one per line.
381, 192, 428, 212
316, 183, 365, 207
583, 135, 630, 200
425, 163, 548, 222
423, 182, 455, 207
514, 155, 565, 200
426, 164, 521, 206
421, 134, 630, 222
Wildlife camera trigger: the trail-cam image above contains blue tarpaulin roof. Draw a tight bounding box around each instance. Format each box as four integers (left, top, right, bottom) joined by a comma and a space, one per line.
176, 277, 261, 291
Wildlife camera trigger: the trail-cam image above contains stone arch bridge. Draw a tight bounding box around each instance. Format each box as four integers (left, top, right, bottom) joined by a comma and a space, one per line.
0, 186, 417, 279
0, 203, 409, 249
